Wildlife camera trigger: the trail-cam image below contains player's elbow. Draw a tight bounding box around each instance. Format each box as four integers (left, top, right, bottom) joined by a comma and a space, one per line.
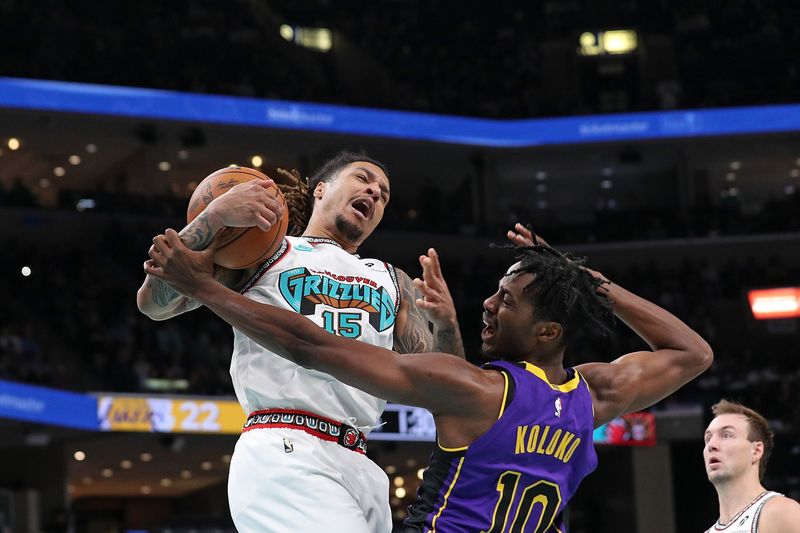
690, 339, 714, 373
136, 292, 160, 320
675, 326, 714, 375
136, 291, 172, 321
138, 305, 170, 321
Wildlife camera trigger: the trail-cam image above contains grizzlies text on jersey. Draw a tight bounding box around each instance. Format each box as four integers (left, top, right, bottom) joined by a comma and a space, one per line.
232, 235, 401, 428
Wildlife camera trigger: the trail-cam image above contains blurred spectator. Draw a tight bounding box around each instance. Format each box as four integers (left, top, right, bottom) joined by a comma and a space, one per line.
5, 178, 37, 208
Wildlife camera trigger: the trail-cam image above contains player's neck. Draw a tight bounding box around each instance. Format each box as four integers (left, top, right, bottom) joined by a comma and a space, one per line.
715, 476, 766, 524
302, 221, 358, 253
522, 356, 568, 385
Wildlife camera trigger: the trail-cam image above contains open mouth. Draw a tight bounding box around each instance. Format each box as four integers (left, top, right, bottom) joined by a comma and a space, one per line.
481, 316, 496, 341
708, 458, 721, 467
351, 199, 373, 220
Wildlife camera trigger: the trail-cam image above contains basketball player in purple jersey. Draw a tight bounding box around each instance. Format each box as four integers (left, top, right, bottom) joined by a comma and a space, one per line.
146, 224, 713, 532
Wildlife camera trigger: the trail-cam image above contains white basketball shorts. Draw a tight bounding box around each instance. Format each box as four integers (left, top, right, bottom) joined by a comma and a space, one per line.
228, 427, 392, 532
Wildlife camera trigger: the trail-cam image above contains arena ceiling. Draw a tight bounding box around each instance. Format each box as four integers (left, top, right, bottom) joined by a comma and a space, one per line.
1, 107, 799, 221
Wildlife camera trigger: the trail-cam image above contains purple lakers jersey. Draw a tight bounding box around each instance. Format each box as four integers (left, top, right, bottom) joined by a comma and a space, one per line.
404, 361, 597, 533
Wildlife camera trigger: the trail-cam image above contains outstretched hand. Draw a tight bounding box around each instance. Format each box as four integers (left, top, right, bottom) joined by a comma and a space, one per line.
506, 222, 549, 247
144, 229, 218, 297
506, 223, 608, 284
412, 248, 458, 329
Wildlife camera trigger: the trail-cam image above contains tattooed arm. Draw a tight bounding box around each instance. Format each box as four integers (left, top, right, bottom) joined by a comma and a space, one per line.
137, 177, 285, 320
137, 212, 244, 320
393, 264, 465, 359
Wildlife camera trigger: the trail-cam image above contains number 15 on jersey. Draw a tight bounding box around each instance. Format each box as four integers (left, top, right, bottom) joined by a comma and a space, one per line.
321, 310, 362, 339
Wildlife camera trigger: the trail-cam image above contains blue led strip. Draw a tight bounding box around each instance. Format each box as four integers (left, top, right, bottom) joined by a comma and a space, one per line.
1, 77, 799, 146
0, 379, 97, 430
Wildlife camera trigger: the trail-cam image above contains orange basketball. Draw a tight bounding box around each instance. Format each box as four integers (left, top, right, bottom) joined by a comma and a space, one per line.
187, 166, 288, 269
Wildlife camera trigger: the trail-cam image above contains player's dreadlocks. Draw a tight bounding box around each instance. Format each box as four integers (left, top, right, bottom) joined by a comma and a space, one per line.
507, 236, 614, 356
273, 150, 389, 237
273, 167, 311, 237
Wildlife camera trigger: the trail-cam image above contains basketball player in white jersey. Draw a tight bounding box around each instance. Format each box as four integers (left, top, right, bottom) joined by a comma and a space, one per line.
703, 399, 800, 532
137, 151, 464, 532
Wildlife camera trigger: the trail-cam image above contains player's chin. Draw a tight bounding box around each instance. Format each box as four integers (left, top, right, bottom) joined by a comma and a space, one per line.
706, 470, 727, 483
334, 214, 366, 242
479, 344, 501, 360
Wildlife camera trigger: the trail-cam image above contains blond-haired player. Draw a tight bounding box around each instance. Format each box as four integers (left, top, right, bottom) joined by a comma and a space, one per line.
703, 399, 800, 532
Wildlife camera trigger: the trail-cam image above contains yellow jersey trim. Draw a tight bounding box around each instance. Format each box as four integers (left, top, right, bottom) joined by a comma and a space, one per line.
430, 456, 465, 532
522, 362, 581, 392
580, 372, 595, 418
437, 371, 509, 452
437, 440, 468, 452
497, 371, 510, 419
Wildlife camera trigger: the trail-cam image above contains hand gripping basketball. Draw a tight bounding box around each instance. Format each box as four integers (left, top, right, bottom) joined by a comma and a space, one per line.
187, 166, 289, 269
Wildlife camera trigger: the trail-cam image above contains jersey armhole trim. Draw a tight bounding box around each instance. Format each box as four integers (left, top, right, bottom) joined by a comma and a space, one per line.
436, 369, 512, 452
752, 492, 780, 533
240, 238, 291, 293
437, 440, 468, 453
385, 262, 401, 314
577, 371, 595, 418
497, 370, 512, 420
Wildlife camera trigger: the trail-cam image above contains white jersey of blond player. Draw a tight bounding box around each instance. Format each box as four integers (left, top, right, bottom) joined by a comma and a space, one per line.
705, 491, 782, 533
227, 235, 400, 533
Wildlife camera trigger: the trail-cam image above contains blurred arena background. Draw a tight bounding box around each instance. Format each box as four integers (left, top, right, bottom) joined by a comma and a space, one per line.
1, 1, 799, 531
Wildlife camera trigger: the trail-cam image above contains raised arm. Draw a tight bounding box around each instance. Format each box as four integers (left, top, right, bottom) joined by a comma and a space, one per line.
576, 277, 713, 426
506, 222, 713, 427
137, 212, 230, 320
393, 249, 465, 358
144, 229, 497, 418
136, 178, 283, 320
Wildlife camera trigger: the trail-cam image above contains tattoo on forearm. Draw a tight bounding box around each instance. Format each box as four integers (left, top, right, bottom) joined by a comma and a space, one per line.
145, 213, 219, 310
148, 277, 181, 307
393, 269, 466, 358
179, 212, 215, 250
433, 323, 466, 359
394, 271, 435, 354
177, 298, 202, 313
394, 315, 431, 354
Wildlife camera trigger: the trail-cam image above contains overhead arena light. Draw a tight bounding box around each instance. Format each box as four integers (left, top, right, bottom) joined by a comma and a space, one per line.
579, 30, 637, 56
280, 24, 332, 52
75, 198, 96, 212
748, 287, 800, 320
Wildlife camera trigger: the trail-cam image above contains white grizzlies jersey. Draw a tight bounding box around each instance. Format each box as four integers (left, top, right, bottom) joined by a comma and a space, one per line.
231, 235, 401, 429
705, 491, 781, 533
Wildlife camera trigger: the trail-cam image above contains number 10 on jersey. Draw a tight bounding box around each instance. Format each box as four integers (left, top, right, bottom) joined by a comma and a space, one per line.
321, 310, 362, 339
483, 471, 562, 533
